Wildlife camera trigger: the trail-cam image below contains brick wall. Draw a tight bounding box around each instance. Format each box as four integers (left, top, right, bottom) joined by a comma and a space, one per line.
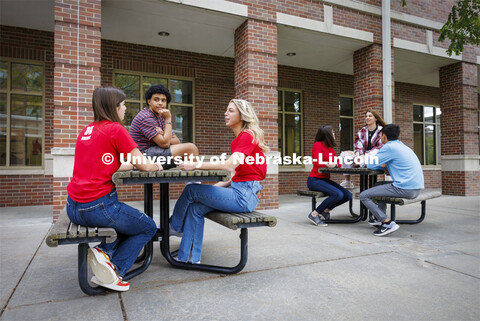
52, 0, 102, 219
394, 82, 440, 148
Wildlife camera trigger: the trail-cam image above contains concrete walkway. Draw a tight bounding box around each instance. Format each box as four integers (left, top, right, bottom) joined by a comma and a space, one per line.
0, 194, 479, 321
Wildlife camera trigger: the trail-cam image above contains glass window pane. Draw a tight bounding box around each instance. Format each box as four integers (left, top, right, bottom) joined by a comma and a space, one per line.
142, 77, 167, 98
339, 97, 353, 116
170, 79, 192, 104
284, 114, 301, 159
124, 102, 141, 131
0, 93, 6, 166
278, 90, 283, 111
413, 105, 423, 122
425, 106, 434, 123
278, 115, 283, 155
169, 105, 193, 143
10, 94, 43, 166
11, 63, 43, 92
425, 124, 436, 165
0, 61, 7, 90
115, 74, 140, 100
413, 123, 424, 165
285, 92, 300, 112
340, 118, 354, 151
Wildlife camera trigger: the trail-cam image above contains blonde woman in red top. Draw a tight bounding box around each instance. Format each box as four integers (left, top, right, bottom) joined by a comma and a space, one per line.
170, 99, 268, 264
307, 126, 352, 226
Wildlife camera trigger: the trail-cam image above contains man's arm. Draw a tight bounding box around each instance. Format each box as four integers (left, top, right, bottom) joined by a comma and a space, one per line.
151, 109, 177, 148
367, 145, 393, 170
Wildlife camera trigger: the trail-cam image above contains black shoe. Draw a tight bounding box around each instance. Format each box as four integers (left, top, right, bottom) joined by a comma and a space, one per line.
373, 221, 400, 236
308, 213, 328, 226
320, 211, 330, 220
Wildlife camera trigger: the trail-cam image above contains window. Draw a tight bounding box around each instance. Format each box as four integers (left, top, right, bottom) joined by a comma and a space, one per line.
0, 59, 44, 168
278, 89, 302, 163
339, 96, 354, 151
114, 72, 194, 143
413, 105, 441, 165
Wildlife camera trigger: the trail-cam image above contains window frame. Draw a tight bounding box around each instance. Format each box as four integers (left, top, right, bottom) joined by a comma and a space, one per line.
338, 95, 354, 152
0, 57, 45, 170
277, 88, 303, 167
413, 104, 441, 166
113, 70, 196, 143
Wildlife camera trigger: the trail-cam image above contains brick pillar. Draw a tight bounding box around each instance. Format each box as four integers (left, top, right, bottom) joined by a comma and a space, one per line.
234, 19, 278, 209
52, 0, 101, 219
353, 44, 384, 129
440, 62, 480, 196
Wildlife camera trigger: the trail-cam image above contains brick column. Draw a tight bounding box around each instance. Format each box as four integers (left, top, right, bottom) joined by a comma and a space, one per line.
52, 0, 101, 219
353, 44, 384, 129
440, 62, 480, 196
234, 19, 278, 209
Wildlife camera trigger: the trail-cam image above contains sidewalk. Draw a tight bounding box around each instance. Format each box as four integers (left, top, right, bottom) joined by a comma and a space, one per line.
0, 194, 479, 321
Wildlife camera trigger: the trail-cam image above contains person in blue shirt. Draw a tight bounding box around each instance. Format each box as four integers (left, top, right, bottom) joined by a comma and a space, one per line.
360, 124, 424, 236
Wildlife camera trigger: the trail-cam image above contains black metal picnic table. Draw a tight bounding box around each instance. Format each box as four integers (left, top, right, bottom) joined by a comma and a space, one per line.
112, 169, 231, 279
317, 167, 385, 223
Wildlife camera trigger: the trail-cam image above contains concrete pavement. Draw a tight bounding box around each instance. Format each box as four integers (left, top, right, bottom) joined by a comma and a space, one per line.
0, 194, 479, 320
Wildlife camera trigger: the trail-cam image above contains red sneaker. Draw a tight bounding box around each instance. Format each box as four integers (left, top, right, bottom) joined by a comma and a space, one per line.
91, 276, 130, 292
87, 246, 117, 284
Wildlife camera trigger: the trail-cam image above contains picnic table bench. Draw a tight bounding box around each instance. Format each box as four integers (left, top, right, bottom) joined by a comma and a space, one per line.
46, 208, 122, 295
371, 188, 442, 224
172, 210, 277, 274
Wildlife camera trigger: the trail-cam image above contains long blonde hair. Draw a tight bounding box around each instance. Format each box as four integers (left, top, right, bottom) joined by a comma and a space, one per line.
230, 99, 270, 153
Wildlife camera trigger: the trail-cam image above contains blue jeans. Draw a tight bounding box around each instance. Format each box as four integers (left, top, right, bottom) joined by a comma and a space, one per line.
66, 189, 157, 277
170, 181, 262, 263
307, 177, 352, 213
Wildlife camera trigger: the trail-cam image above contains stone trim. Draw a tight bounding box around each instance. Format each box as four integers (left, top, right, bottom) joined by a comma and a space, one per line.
321, 0, 444, 30
277, 11, 374, 43
165, 0, 248, 17
394, 32, 462, 61
441, 155, 480, 172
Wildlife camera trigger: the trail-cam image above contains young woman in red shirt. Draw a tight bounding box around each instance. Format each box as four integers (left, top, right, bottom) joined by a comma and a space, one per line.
307, 126, 352, 226
66, 86, 162, 291
170, 99, 268, 264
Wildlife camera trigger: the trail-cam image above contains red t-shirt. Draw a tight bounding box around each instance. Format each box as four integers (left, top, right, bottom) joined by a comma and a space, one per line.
309, 141, 340, 179
67, 121, 138, 203
231, 131, 267, 182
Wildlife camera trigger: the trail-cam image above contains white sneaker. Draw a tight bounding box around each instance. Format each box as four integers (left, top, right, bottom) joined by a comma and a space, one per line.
91, 276, 130, 292
87, 246, 117, 284
340, 180, 355, 189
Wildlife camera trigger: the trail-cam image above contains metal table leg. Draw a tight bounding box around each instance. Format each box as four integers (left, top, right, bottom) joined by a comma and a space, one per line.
123, 183, 154, 281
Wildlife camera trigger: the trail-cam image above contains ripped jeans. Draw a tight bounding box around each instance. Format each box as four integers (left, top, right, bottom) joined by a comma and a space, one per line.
170, 181, 262, 263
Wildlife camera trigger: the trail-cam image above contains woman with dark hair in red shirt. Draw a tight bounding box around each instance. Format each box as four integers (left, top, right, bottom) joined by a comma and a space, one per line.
66, 86, 161, 292
307, 126, 352, 226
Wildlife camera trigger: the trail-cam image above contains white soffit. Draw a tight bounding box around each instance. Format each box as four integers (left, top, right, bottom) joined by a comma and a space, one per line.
394, 48, 458, 87
0, 0, 54, 31
277, 24, 369, 75
102, 0, 246, 57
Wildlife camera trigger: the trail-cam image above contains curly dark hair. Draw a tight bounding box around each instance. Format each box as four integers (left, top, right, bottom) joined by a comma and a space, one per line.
145, 84, 171, 104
